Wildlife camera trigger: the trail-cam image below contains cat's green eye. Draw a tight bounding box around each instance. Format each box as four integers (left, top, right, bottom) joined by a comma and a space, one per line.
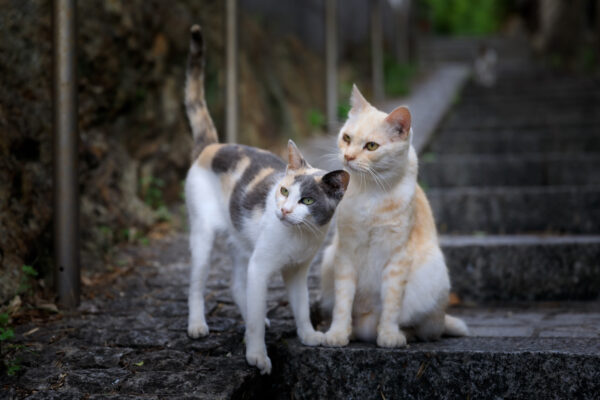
342, 134, 351, 143
365, 142, 379, 151
300, 197, 315, 205
280, 187, 289, 196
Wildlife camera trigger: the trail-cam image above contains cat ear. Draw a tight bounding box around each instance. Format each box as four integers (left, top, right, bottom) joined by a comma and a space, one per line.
385, 106, 411, 141
287, 139, 308, 171
321, 170, 350, 201
349, 84, 371, 115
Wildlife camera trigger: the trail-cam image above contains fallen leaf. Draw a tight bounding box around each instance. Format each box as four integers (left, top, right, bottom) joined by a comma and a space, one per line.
23, 327, 40, 336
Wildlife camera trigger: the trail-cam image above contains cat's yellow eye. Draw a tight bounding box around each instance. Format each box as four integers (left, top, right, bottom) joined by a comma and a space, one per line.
342, 134, 351, 144
280, 187, 289, 196
365, 142, 379, 151
300, 197, 315, 205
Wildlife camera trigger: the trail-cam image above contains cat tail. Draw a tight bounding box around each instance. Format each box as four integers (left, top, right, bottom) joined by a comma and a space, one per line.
443, 314, 469, 337
186, 24, 219, 160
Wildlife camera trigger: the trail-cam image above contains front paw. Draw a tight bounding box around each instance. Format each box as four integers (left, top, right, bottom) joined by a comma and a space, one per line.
187, 321, 209, 339
323, 329, 350, 347
246, 350, 272, 375
299, 330, 324, 346
376, 329, 407, 348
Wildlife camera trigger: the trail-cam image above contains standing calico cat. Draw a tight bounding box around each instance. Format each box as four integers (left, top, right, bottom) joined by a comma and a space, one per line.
184, 25, 349, 374
320, 85, 467, 348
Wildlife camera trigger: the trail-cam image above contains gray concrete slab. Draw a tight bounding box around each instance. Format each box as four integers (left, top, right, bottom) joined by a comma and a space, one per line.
442, 234, 600, 302
428, 185, 600, 234
420, 153, 600, 187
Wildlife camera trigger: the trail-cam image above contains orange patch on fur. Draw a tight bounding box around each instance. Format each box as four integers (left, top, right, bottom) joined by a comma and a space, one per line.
197, 143, 225, 168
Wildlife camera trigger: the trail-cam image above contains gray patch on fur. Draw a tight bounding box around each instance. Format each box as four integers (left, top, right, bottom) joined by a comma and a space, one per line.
211, 145, 244, 173
226, 146, 286, 230
294, 174, 343, 226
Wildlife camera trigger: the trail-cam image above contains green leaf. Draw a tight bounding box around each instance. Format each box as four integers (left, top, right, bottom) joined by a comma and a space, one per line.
0, 327, 15, 341
134, 361, 144, 367
22, 265, 38, 277
6, 363, 21, 376
0, 313, 9, 326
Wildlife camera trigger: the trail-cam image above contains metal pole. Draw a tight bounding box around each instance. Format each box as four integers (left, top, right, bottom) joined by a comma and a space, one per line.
325, 0, 338, 134
371, 0, 384, 102
53, 0, 80, 308
225, 0, 238, 143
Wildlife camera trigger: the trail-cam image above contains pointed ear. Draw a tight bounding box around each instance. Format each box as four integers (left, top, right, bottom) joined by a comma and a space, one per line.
385, 106, 411, 141
349, 84, 371, 115
287, 139, 307, 171
321, 170, 350, 201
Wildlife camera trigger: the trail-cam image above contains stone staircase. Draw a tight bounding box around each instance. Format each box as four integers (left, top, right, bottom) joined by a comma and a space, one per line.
422, 67, 600, 304
265, 67, 600, 398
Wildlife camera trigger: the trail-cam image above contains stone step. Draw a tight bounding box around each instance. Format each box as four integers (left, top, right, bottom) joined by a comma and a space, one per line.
458, 92, 600, 106
427, 128, 600, 154
420, 154, 600, 187
461, 79, 599, 96
427, 186, 600, 234
444, 111, 600, 130
455, 103, 600, 117
262, 304, 600, 399
441, 235, 600, 302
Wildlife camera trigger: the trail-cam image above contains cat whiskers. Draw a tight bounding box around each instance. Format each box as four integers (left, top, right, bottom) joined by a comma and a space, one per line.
302, 219, 321, 237
365, 166, 390, 194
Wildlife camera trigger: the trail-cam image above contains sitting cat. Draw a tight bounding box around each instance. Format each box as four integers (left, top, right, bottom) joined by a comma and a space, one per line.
184, 25, 349, 374
320, 85, 468, 348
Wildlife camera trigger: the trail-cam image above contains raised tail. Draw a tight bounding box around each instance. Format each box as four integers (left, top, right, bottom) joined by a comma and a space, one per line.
185, 24, 218, 160
443, 314, 469, 337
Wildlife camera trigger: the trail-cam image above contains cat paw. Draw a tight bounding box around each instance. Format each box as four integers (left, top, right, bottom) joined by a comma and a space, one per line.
323, 330, 350, 347
376, 330, 407, 348
299, 330, 324, 346
187, 321, 209, 339
246, 351, 272, 375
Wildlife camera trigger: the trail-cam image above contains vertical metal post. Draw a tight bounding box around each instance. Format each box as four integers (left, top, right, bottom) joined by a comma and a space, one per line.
393, 0, 410, 64
53, 0, 80, 308
371, 0, 384, 103
225, 0, 238, 143
325, 0, 338, 134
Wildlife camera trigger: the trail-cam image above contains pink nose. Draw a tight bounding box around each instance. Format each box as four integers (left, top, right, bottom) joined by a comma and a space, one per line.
281, 208, 292, 216
344, 154, 356, 161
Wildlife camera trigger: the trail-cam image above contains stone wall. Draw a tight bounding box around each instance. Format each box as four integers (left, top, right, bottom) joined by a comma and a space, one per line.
0, 0, 333, 304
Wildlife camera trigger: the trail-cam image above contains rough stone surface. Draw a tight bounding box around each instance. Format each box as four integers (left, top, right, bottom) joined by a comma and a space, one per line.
428, 127, 600, 155
420, 154, 600, 187
441, 235, 600, 302
1, 234, 599, 399
428, 186, 600, 234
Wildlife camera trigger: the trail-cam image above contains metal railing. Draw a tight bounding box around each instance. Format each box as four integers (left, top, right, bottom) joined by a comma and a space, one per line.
53, 0, 80, 308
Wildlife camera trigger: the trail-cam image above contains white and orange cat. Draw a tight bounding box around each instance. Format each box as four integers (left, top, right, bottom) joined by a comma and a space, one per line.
320, 85, 468, 347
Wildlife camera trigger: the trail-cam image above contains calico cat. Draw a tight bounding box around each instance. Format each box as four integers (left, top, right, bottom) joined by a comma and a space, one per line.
320, 85, 468, 348
184, 25, 349, 374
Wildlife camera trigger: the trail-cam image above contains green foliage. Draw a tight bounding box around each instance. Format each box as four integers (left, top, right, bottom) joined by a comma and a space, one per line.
140, 176, 165, 210
307, 108, 326, 129
1, 313, 20, 376
337, 102, 351, 120
384, 57, 417, 97
18, 265, 38, 296
422, 0, 505, 35
21, 265, 37, 278
0, 314, 14, 342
